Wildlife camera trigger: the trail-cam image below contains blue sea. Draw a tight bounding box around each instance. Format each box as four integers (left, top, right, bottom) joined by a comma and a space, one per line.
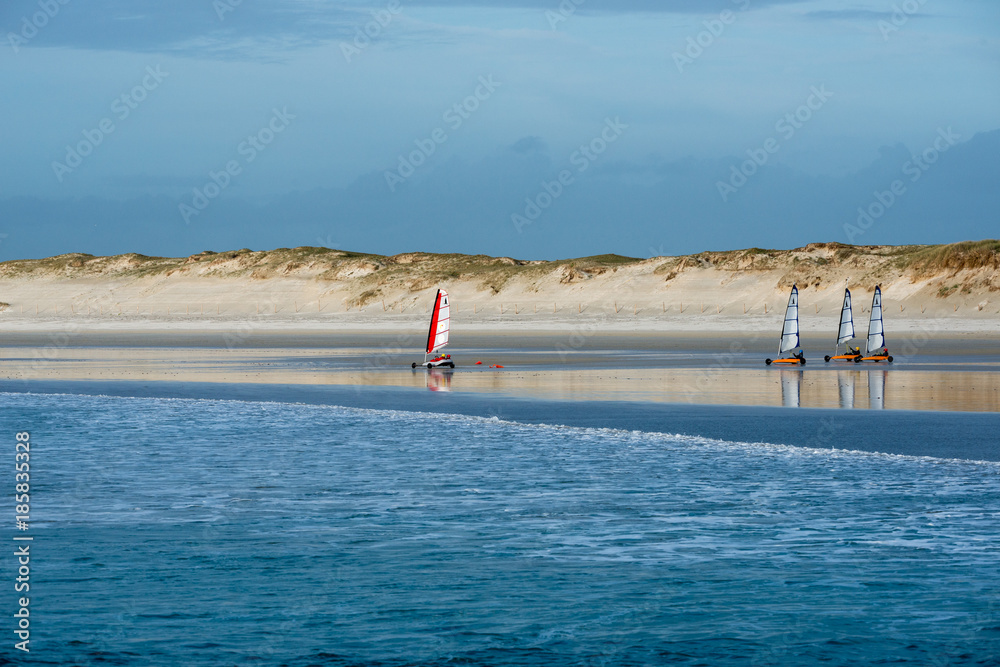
4, 391, 1000, 666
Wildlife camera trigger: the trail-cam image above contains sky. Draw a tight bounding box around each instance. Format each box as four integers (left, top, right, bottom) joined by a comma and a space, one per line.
0, 0, 997, 261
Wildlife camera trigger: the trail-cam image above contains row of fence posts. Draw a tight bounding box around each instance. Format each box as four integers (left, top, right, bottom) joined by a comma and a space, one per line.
5, 301, 971, 316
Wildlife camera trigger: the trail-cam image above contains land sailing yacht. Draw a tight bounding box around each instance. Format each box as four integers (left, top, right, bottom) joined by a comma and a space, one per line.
413, 289, 455, 369
766, 285, 806, 366
856, 285, 893, 363
825, 283, 862, 362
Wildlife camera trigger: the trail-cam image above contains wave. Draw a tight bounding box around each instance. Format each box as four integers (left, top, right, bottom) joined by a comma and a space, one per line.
4, 390, 998, 468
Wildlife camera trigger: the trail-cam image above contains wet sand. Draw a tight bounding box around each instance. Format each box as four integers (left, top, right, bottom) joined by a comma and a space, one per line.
2, 330, 997, 413
5, 379, 1000, 461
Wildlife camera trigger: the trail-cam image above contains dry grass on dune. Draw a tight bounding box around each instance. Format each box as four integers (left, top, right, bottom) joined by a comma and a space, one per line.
899, 240, 1000, 275
1, 241, 997, 304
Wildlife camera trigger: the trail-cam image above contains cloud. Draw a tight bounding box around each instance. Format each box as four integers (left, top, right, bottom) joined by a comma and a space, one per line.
4, 0, 813, 58
405, 0, 807, 12
3, 0, 363, 58
1, 130, 996, 261
510, 137, 547, 154
805, 9, 926, 21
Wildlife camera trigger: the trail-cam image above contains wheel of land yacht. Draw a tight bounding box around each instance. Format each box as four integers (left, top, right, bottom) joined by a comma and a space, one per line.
765, 359, 772, 366
412, 363, 417, 369
824, 355, 831, 362
800, 358, 806, 365
854, 356, 861, 363
447, 362, 455, 368
888, 356, 894, 363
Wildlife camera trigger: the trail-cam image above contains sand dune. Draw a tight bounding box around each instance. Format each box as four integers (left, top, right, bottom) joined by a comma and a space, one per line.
1, 241, 997, 333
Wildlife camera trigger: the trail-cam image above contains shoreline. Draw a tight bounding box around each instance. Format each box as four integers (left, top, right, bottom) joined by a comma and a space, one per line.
1, 312, 997, 335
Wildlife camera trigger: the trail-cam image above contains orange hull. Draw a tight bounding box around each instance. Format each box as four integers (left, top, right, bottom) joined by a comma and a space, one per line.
858, 355, 892, 363
766, 357, 806, 366
829, 355, 860, 361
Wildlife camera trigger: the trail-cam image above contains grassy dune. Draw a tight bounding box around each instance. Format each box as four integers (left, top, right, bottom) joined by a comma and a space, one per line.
0, 241, 996, 324
3, 241, 997, 291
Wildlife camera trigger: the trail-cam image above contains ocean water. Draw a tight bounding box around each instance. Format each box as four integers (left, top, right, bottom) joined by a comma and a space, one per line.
5, 392, 1000, 666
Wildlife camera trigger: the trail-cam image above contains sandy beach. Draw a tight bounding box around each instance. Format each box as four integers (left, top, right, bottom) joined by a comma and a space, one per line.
2, 243, 996, 412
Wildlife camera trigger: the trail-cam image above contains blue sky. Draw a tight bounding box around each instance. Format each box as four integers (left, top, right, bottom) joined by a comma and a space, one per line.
1, 0, 997, 260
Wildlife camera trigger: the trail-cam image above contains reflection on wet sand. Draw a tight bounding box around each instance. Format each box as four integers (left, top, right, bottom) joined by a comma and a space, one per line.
780, 370, 802, 408
869, 370, 886, 410
403, 365, 993, 412
2, 346, 997, 413
837, 371, 855, 409
424, 368, 453, 392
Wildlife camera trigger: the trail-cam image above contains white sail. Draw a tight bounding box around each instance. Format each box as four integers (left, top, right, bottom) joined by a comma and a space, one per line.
837, 288, 855, 344
779, 285, 800, 353
866, 286, 884, 352
426, 289, 450, 354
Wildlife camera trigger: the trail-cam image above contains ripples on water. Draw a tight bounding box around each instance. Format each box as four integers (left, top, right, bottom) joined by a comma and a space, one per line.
6, 392, 1000, 665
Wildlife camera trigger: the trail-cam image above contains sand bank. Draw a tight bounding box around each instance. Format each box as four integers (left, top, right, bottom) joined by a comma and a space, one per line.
3, 331, 997, 412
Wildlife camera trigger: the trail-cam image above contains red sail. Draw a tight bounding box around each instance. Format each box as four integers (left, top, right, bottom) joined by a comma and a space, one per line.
425, 290, 450, 354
